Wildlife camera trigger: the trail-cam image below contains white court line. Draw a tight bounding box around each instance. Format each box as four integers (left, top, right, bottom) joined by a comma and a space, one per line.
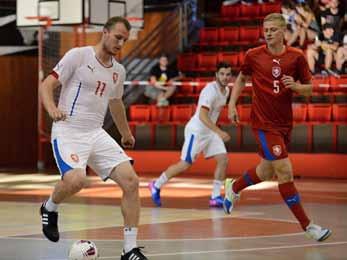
99, 241, 347, 259
0, 231, 305, 242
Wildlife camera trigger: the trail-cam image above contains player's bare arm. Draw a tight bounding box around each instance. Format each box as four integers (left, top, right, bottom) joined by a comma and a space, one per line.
281, 74, 312, 97
109, 98, 135, 148
228, 72, 248, 124
39, 74, 67, 122
199, 107, 230, 142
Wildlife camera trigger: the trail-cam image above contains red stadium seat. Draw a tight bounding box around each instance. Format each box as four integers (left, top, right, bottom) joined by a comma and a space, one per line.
311, 76, 330, 94
196, 28, 219, 47
128, 105, 151, 140
238, 51, 246, 65
308, 103, 331, 122
219, 27, 239, 45
237, 104, 252, 123
332, 104, 347, 122
331, 104, 347, 151
292, 103, 307, 123
195, 53, 218, 72
330, 75, 347, 95
239, 26, 260, 44
175, 77, 195, 97
171, 104, 195, 146
240, 4, 260, 18
220, 4, 240, 19
149, 105, 171, 146
177, 53, 197, 72
260, 2, 281, 17
218, 106, 230, 125
218, 52, 239, 67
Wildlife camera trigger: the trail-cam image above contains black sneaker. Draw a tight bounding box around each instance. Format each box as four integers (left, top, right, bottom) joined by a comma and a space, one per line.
120, 247, 148, 260
40, 203, 59, 242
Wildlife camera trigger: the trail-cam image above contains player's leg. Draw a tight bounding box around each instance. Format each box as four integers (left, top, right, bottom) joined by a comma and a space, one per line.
149, 129, 205, 206
203, 134, 228, 207
41, 131, 90, 242
89, 129, 147, 259
306, 47, 318, 73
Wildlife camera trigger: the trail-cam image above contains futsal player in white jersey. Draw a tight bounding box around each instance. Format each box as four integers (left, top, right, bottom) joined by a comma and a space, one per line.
39, 17, 148, 260
149, 62, 232, 207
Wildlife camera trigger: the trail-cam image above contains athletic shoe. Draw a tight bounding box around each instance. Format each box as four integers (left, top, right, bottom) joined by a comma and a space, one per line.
223, 178, 240, 214
40, 203, 59, 242
305, 222, 332, 242
121, 247, 148, 260
148, 181, 162, 207
209, 195, 224, 208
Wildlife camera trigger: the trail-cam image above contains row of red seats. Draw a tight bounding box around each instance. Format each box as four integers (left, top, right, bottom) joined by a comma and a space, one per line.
172, 76, 347, 97
220, 2, 281, 21
194, 26, 264, 48
177, 52, 245, 72
128, 103, 347, 149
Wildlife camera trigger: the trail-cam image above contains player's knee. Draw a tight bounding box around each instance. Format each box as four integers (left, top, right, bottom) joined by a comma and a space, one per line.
122, 174, 139, 194
273, 161, 293, 183
216, 155, 229, 168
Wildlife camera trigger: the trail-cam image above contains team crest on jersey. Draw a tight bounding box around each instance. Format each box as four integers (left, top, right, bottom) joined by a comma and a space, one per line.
272, 145, 282, 156
272, 66, 281, 78
70, 154, 79, 163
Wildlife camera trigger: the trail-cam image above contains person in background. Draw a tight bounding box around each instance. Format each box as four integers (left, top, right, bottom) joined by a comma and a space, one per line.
144, 53, 181, 106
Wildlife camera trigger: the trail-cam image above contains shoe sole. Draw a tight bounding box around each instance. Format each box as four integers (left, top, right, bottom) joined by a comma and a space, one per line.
318, 229, 332, 242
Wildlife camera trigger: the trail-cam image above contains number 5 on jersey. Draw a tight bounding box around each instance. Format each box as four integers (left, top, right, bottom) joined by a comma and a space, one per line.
95, 81, 106, 96
273, 80, 280, 94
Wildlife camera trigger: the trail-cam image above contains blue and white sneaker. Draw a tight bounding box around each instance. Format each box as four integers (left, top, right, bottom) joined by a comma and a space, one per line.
223, 178, 240, 214
305, 222, 332, 242
209, 195, 224, 208
148, 181, 162, 207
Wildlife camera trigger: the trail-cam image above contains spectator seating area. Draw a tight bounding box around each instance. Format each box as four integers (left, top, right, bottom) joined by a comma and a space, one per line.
130, 1, 347, 152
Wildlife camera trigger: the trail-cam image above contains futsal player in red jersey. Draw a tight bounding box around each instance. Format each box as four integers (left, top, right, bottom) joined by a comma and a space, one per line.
223, 13, 332, 241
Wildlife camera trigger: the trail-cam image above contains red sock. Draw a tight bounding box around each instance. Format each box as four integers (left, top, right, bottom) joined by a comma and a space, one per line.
232, 167, 262, 193
279, 182, 310, 230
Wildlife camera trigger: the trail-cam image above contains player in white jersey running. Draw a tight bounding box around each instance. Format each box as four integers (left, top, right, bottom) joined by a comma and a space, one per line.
148, 62, 232, 207
39, 17, 148, 260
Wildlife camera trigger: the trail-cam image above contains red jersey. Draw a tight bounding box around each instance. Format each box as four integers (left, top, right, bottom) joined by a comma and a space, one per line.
240, 45, 311, 131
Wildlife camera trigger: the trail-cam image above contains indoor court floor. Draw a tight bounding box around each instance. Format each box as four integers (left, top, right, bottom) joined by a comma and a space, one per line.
0, 172, 346, 260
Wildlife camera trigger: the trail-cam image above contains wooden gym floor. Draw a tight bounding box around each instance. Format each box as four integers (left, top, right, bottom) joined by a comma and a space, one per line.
0, 172, 346, 260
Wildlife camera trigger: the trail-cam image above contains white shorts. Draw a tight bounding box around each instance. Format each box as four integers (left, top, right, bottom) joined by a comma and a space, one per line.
180, 125, 227, 164
51, 126, 132, 180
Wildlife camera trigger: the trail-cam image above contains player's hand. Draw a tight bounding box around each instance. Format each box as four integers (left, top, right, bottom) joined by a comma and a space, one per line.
48, 107, 66, 122
121, 134, 135, 149
228, 105, 239, 125
281, 75, 299, 92
218, 130, 231, 142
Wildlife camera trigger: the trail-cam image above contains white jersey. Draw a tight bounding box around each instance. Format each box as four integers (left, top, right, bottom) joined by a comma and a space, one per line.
51, 46, 126, 130
186, 81, 230, 135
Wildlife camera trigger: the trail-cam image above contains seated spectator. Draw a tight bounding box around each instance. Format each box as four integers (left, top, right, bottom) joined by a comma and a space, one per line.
306, 23, 340, 74
282, 1, 301, 46
320, 0, 344, 33
295, 4, 320, 47
144, 54, 181, 106
336, 34, 347, 74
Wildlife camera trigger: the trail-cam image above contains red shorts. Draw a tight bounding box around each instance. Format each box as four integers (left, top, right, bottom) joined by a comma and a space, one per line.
252, 128, 291, 161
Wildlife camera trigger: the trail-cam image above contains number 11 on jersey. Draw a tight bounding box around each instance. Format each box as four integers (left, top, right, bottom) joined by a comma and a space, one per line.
95, 81, 106, 96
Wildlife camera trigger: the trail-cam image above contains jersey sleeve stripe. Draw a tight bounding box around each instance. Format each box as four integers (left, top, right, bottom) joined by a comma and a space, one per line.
50, 70, 59, 79
69, 82, 82, 116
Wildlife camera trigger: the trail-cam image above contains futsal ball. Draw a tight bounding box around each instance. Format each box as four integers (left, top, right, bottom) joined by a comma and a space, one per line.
68, 240, 99, 260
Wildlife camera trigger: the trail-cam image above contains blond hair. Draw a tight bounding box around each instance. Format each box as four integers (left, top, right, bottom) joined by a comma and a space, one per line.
263, 13, 286, 28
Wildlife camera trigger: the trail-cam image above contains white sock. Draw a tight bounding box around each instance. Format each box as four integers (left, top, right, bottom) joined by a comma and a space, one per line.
154, 172, 168, 189
211, 179, 223, 198
124, 227, 138, 253
44, 197, 58, 212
